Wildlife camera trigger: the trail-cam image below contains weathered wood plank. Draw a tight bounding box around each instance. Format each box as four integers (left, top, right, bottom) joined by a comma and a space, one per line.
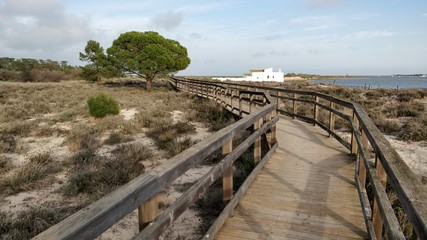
215, 118, 367, 240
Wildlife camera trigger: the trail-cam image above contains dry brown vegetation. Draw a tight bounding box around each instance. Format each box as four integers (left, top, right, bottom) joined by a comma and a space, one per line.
276, 83, 427, 142
0, 79, 234, 239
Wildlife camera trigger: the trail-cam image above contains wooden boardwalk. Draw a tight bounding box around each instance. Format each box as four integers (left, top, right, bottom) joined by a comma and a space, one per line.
216, 117, 367, 239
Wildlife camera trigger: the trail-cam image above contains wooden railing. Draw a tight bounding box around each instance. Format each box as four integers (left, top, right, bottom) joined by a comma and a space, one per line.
34, 78, 278, 239
172, 77, 427, 240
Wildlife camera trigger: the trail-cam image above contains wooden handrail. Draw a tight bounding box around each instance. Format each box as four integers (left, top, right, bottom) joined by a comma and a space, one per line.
172, 77, 427, 239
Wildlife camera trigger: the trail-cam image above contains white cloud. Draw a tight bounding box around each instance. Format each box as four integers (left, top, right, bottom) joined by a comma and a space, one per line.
351, 13, 380, 20
0, 0, 94, 55
291, 15, 332, 25
343, 31, 396, 40
149, 11, 183, 31
307, 0, 340, 8
290, 15, 339, 31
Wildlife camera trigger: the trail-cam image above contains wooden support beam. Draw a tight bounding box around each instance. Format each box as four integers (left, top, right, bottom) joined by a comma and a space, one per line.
372, 155, 388, 239
271, 110, 277, 144
358, 130, 369, 188
292, 93, 297, 119
222, 140, 233, 203
314, 96, 319, 126
249, 94, 254, 113
351, 113, 359, 154
254, 118, 262, 164
265, 113, 272, 148
239, 93, 243, 117
328, 101, 335, 137
138, 194, 159, 231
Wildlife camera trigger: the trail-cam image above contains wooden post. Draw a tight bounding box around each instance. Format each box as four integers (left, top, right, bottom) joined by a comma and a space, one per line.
351, 112, 359, 155
230, 90, 233, 109
328, 101, 335, 137
271, 110, 277, 145
292, 93, 297, 119
239, 93, 243, 117
358, 130, 369, 188
138, 194, 159, 231
314, 96, 319, 125
265, 113, 272, 148
249, 94, 254, 113
254, 118, 262, 164
222, 140, 233, 203
372, 155, 388, 239
276, 90, 280, 107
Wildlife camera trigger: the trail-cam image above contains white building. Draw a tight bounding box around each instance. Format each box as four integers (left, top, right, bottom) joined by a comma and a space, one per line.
214, 67, 284, 82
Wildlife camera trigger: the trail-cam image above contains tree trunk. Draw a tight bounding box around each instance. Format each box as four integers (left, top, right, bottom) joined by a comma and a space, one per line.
146, 78, 153, 91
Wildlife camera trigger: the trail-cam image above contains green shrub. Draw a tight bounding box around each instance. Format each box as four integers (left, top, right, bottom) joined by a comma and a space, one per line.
87, 93, 120, 118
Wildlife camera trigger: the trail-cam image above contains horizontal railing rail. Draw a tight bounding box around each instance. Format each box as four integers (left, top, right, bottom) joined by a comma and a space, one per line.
172, 77, 427, 240
35, 78, 277, 239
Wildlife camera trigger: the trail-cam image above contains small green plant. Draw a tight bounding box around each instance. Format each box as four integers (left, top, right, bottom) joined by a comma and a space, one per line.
87, 93, 120, 118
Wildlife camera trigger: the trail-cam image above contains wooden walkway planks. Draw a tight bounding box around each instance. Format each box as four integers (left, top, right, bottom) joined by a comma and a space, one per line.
215, 117, 367, 239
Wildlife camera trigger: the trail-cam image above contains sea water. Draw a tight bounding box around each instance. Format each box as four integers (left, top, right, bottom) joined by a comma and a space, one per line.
309, 76, 427, 89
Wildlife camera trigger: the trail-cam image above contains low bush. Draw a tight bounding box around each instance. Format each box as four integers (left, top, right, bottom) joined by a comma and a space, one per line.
1, 120, 33, 137
370, 114, 401, 135
400, 116, 427, 141
146, 121, 196, 157
63, 143, 150, 197
87, 93, 120, 118
0, 155, 12, 172
397, 90, 425, 102
163, 137, 194, 158
187, 98, 235, 131
0, 206, 79, 239
104, 132, 134, 145
0, 161, 47, 193
0, 133, 16, 153
66, 124, 100, 151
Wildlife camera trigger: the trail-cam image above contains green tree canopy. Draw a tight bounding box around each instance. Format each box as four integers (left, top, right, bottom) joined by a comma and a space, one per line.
80, 31, 190, 90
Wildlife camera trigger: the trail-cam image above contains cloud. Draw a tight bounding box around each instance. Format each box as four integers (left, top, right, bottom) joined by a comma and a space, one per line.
263, 34, 282, 41
351, 13, 380, 20
307, 0, 340, 8
270, 51, 288, 56
424, 13, 427, 17
290, 15, 338, 31
0, 0, 94, 52
252, 52, 266, 58
343, 31, 396, 40
308, 49, 320, 54
149, 11, 183, 31
190, 32, 204, 39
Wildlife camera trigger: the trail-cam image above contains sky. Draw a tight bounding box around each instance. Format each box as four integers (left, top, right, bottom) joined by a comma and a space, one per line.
0, 0, 426, 76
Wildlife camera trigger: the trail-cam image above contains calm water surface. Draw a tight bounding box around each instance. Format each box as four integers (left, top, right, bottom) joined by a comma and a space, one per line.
309, 76, 427, 89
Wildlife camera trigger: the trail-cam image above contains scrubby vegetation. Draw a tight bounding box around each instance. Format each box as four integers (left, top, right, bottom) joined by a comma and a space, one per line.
0, 57, 80, 82
0, 79, 236, 239
87, 93, 120, 118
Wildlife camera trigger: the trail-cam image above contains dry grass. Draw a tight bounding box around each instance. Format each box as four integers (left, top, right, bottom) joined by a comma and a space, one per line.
63, 143, 152, 198
0, 152, 58, 194
0, 205, 80, 239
